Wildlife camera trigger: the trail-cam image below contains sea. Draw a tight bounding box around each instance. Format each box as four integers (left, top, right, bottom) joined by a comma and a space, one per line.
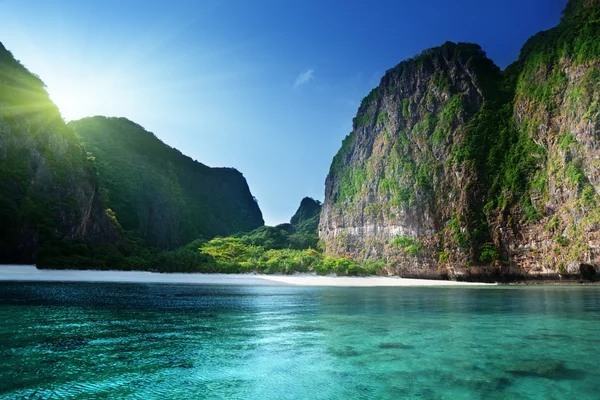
0, 282, 599, 399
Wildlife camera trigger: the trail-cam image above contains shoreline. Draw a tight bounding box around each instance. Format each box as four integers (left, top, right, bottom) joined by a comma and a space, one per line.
0, 265, 494, 287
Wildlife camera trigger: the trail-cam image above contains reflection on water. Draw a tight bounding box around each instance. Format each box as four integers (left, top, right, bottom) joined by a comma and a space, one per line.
1, 283, 600, 399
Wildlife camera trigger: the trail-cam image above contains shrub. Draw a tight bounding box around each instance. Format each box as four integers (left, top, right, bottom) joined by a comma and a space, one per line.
391, 236, 424, 256
479, 243, 499, 264
556, 236, 569, 246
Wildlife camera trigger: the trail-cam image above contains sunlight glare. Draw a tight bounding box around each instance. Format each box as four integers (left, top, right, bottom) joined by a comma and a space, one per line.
46, 77, 122, 122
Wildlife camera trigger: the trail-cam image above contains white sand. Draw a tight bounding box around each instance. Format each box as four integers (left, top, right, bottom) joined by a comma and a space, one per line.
0, 265, 494, 287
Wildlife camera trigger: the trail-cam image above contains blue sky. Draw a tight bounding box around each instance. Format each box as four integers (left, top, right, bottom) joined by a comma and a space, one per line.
0, 0, 567, 225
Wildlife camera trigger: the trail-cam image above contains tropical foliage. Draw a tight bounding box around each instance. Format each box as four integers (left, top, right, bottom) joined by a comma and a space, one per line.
38, 223, 383, 276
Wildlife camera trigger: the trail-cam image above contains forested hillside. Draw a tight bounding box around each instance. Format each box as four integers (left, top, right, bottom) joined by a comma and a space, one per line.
70, 117, 264, 249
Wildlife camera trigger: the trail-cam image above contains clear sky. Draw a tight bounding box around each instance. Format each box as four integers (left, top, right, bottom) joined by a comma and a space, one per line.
0, 0, 567, 225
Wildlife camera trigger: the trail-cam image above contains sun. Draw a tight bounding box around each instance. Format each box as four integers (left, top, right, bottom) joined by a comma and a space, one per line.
45, 71, 128, 122
47, 86, 90, 122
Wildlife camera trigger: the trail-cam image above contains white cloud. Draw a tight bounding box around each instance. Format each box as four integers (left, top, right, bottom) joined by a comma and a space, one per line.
293, 68, 314, 88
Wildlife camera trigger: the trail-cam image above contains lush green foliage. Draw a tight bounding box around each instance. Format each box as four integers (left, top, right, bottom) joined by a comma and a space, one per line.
38, 193, 374, 276
196, 235, 378, 276
329, 132, 355, 175
0, 42, 349, 275
559, 133, 577, 150
391, 236, 424, 256
337, 166, 367, 203
39, 224, 382, 276
376, 112, 388, 125
478, 243, 499, 264
353, 114, 372, 128
432, 95, 464, 144
360, 87, 381, 109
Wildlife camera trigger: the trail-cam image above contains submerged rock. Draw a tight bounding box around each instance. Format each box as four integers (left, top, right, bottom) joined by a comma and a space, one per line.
46, 337, 89, 352
504, 360, 585, 380
378, 342, 415, 350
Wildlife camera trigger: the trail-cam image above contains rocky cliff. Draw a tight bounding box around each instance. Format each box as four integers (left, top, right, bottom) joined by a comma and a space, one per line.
320, 0, 600, 280
70, 117, 264, 249
0, 42, 120, 263
492, 0, 600, 279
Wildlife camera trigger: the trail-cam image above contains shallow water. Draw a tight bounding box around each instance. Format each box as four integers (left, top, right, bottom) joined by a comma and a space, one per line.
0, 283, 599, 399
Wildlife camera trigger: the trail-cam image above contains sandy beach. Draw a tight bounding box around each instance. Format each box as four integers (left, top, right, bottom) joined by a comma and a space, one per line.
0, 265, 494, 287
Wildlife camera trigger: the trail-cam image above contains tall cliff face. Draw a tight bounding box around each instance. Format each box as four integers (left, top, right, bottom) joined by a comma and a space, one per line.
0, 43, 120, 263
70, 117, 264, 249
320, 1, 600, 280
492, 0, 600, 277
320, 42, 504, 278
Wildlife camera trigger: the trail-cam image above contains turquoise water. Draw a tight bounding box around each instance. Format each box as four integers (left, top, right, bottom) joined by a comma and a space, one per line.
0, 283, 599, 399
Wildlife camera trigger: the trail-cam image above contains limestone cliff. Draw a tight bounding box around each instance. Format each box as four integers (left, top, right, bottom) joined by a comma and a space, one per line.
492, 0, 600, 278
70, 117, 264, 249
0, 42, 120, 263
320, 1, 600, 280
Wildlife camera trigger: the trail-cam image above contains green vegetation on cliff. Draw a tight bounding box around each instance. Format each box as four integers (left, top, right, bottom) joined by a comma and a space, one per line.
0, 42, 119, 263
290, 197, 322, 234
70, 117, 264, 249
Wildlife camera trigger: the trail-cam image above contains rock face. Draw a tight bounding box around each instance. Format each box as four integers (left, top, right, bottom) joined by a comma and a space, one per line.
70, 117, 264, 249
320, 1, 600, 280
0, 43, 120, 263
